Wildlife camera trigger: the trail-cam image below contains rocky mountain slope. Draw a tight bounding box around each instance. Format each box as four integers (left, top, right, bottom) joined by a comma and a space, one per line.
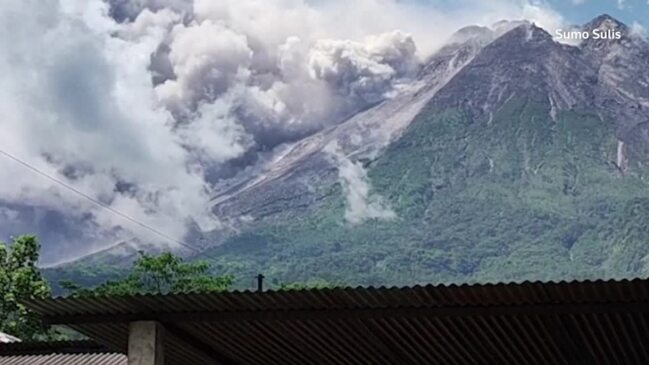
48, 15, 649, 289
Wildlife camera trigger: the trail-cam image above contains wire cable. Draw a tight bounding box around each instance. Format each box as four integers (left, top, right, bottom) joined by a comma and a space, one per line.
0, 148, 201, 253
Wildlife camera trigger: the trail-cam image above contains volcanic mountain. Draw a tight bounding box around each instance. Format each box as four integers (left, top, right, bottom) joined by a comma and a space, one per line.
49, 15, 649, 288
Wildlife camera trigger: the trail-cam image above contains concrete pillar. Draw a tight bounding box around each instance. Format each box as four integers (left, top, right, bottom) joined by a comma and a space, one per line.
128, 321, 165, 365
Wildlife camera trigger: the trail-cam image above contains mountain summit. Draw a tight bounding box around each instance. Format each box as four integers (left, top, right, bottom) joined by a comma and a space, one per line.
50, 15, 649, 288
583, 14, 628, 34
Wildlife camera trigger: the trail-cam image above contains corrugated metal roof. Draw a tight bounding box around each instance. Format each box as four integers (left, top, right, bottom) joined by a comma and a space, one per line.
0, 341, 105, 355
0, 341, 125, 365
23, 278, 649, 364
0, 353, 125, 365
26, 278, 649, 315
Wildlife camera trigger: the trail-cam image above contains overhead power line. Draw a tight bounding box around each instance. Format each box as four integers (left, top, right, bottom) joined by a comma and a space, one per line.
0, 148, 201, 253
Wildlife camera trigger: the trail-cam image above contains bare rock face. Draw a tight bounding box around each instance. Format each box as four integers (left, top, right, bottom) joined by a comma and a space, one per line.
582, 16, 649, 135
207, 23, 498, 226
431, 24, 596, 121
208, 16, 649, 226
57, 15, 649, 287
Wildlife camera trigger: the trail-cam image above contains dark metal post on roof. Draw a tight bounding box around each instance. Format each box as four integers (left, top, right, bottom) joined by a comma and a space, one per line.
257, 274, 265, 292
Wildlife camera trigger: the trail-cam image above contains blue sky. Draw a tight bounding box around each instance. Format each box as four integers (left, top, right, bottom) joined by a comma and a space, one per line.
551, 0, 649, 27
413, 0, 649, 29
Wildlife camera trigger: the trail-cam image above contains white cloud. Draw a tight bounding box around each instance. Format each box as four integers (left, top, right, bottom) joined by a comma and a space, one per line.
0, 208, 19, 222
156, 20, 253, 108
631, 21, 648, 38
123, 8, 180, 39
177, 96, 251, 164
308, 31, 418, 105
519, 1, 568, 36
0, 0, 220, 255
324, 142, 396, 225
0, 0, 571, 261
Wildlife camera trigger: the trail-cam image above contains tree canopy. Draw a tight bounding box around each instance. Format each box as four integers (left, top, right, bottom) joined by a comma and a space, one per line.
0, 235, 52, 339
61, 252, 234, 297
276, 279, 339, 291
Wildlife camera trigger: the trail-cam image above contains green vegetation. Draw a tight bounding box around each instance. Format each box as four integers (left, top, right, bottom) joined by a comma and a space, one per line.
44, 95, 649, 290
276, 279, 341, 291
61, 252, 234, 297
194, 96, 649, 287
0, 236, 52, 340
3, 240, 340, 339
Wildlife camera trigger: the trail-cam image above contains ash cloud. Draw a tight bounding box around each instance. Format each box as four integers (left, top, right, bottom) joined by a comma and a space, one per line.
324, 142, 396, 225
0, 0, 568, 263
107, 0, 191, 22
309, 31, 418, 106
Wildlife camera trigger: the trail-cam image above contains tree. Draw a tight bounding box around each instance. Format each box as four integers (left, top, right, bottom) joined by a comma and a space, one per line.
276, 279, 340, 291
0, 235, 52, 339
62, 252, 233, 297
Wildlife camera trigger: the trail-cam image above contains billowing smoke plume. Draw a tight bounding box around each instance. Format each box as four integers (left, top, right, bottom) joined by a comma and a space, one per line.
0, 0, 218, 257
0, 0, 568, 263
324, 142, 396, 225
308, 31, 418, 106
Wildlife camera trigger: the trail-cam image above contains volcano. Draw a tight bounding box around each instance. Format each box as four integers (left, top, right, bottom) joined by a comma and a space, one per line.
51, 15, 649, 288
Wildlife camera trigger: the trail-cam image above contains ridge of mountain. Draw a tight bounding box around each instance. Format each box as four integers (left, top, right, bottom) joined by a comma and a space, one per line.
46, 237, 173, 268
206, 20, 502, 224
47, 15, 649, 290
48, 21, 501, 272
